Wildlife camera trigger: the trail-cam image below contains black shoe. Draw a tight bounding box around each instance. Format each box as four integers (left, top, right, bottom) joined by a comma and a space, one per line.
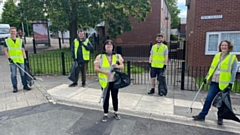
23, 85, 31, 90
192, 115, 205, 121
113, 113, 121, 120
217, 119, 223, 125
102, 115, 108, 123
69, 82, 78, 87
148, 88, 155, 94
82, 82, 86, 87
13, 87, 18, 93
159, 93, 163, 96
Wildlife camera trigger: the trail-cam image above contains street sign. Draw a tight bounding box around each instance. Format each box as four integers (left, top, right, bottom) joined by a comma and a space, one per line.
201, 15, 223, 20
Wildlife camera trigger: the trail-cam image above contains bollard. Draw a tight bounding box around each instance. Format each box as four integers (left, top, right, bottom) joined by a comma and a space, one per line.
33, 39, 37, 54
58, 37, 62, 49
61, 52, 66, 75
181, 61, 185, 90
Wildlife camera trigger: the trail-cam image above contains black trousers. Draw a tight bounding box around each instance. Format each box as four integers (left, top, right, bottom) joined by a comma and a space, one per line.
103, 82, 119, 113
75, 62, 87, 84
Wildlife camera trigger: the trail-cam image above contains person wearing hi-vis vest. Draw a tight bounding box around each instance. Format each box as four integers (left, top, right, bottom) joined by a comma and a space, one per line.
192, 40, 238, 125
94, 40, 124, 123
69, 29, 93, 87
4, 27, 31, 93
148, 34, 168, 96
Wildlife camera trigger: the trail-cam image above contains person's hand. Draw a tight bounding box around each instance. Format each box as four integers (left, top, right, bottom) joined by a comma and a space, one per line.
224, 83, 232, 93
112, 64, 119, 69
8, 58, 14, 64
24, 58, 28, 64
203, 79, 207, 84
163, 65, 166, 71
72, 58, 77, 61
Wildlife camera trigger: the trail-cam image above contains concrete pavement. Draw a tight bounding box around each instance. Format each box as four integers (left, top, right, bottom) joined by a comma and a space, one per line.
33, 75, 240, 134
0, 55, 49, 112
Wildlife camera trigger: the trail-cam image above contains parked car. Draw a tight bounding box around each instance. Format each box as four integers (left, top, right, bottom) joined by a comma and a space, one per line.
0, 24, 10, 45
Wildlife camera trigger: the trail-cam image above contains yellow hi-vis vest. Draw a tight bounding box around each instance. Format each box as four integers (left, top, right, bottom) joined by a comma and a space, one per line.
98, 54, 118, 89
5, 38, 24, 64
206, 52, 237, 90
151, 44, 167, 68
74, 38, 90, 60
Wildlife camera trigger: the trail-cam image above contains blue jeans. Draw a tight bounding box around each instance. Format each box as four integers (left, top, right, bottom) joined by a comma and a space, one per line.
10, 63, 27, 87
199, 82, 222, 119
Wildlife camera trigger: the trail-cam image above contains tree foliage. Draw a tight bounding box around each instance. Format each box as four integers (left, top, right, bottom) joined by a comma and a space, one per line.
166, 0, 181, 29
1, 0, 20, 28
17, 0, 151, 43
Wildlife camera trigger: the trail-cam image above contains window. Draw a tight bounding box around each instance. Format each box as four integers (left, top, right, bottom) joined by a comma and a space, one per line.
205, 31, 240, 55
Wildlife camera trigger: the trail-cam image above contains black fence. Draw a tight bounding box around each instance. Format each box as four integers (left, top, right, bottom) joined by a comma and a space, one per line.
26, 38, 240, 93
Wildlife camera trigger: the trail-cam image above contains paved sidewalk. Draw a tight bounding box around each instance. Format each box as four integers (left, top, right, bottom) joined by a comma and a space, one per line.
0, 55, 49, 112
35, 75, 240, 134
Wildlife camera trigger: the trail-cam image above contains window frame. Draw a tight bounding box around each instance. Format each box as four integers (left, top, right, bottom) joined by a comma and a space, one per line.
205, 31, 240, 55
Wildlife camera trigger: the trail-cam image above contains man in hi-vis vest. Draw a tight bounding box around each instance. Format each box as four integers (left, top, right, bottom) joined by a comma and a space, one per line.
148, 34, 168, 96
4, 27, 31, 93
69, 29, 93, 87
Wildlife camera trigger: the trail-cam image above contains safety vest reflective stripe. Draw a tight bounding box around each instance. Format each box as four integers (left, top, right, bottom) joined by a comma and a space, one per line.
74, 38, 90, 60
207, 53, 236, 90
151, 44, 166, 68
98, 54, 118, 88
5, 38, 24, 64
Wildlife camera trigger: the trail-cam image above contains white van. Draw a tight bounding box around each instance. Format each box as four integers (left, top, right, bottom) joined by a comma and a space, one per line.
0, 24, 10, 54
0, 24, 10, 45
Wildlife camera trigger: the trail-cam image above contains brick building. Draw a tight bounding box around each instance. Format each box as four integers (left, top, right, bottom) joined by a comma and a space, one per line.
185, 0, 240, 67
99, 0, 171, 45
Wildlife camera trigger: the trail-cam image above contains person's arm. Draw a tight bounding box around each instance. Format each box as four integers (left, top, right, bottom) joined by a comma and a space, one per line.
230, 58, 238, 84
149, 47, 153, 63
21, 42, 26, 59
71, 41, 75, 59
3, 41, 10, 59
84, 41, 94, 51
164, 46, 169, 65
113, 54, 124, 70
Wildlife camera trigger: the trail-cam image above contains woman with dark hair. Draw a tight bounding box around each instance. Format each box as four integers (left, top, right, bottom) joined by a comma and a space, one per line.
192, 40, 238, 125
94, 39, 124, 123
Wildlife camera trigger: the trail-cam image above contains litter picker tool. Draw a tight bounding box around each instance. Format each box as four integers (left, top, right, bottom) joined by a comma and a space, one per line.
98, 84, 109, 104
187, 82, 204, 113
14, 63, 43, 82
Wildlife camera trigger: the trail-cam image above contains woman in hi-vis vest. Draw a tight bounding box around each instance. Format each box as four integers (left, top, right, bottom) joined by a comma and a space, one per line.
94, 40, 124, 123
192, 40, 238, 125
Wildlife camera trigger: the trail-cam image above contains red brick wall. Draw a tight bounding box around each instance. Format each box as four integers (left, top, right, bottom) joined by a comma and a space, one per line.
114, 0, 161, 45
186, 0, 240, 67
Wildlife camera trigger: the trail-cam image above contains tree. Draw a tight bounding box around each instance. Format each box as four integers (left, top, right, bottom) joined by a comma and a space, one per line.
1, 0, 20, 28
17, 0, 151, 44
166, 0, 180, 29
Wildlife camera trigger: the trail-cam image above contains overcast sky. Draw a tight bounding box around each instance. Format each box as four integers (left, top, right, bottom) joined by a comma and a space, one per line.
177, 0, 187, 18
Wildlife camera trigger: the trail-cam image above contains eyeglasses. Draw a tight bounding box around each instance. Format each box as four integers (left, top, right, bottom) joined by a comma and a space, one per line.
106, 44, 113, 46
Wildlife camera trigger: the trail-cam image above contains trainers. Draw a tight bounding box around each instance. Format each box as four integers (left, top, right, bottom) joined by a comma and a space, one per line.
217, 119, 223, 125
113, 113, 121, 120
102, 115, 108, 123
69, 82, 78, 87
23, 85, 31, 90
192, 115, 205, 121
13, 87, 18, 93
148, 88, 155, 94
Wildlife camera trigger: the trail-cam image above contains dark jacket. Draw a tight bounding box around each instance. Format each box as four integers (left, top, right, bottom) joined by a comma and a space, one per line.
71, 38, 93, 63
